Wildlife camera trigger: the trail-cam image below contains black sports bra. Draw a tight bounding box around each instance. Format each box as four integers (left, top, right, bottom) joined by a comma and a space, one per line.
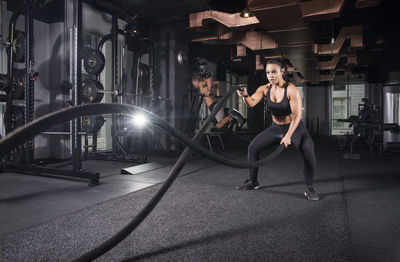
266, 82, 292, 117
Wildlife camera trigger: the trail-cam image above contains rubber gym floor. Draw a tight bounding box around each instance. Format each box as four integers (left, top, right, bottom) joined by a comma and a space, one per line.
0, 136, 399, 261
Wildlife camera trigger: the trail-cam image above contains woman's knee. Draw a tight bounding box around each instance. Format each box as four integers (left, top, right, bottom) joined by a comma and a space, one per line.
248, 143, 260, 156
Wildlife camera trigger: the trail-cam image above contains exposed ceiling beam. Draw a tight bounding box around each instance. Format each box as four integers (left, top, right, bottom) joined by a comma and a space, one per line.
301, 0, 346, 20
189, 10, 259, 28
313, 26, 363, 55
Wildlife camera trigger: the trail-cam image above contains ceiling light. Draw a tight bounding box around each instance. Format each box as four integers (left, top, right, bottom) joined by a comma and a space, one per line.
240, 7, 254, 18
125, 23, 140, 38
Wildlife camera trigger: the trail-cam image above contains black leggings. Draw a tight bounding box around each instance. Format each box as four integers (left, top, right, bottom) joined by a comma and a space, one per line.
248, 121, 316, 186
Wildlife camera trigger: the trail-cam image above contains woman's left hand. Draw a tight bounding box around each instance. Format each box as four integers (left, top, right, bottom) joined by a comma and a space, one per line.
280, 136, 291, 148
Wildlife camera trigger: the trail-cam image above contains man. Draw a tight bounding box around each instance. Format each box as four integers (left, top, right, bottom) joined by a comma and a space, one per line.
192, 71, 245, 129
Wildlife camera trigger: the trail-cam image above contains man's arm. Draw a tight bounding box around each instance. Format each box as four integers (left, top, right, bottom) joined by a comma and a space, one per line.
213, 81, 221, 96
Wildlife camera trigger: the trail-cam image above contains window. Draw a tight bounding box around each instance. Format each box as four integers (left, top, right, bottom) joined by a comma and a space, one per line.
332, 97, 348, 129
297, 85, 306, 120
331, 83, 365, 135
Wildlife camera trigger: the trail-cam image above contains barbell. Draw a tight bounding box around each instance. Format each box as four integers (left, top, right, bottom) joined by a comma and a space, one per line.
80, 78, 163, 103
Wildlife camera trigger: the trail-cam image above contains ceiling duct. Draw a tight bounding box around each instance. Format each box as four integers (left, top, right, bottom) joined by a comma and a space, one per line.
190, 10, 260, 28
191, 28, 277, 51
301, 0, 346, 20
240, 31, 278, 50
313, 26, 363, 55
318, 50, 358, 70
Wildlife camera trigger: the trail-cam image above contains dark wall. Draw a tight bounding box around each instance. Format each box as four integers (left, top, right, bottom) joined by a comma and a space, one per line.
306, 85, 330, 136
158, 27, 191, 151
247, 70, 268, 132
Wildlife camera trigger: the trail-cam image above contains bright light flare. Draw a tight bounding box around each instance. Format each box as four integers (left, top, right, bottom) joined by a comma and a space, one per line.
131, 114, 147, 127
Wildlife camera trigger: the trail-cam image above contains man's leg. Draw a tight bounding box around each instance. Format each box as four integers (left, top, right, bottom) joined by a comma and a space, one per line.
215, 114, 233, 129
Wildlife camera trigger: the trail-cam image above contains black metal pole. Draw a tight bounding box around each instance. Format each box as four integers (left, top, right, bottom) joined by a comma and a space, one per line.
25, 0, 34, 164
111, 15, 118, 154
5, 13, 19, 136
72, 0, 82, 170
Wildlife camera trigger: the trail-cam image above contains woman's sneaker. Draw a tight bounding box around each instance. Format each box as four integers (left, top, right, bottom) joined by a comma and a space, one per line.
304, 186, 320, 201
236, 179, 260, 190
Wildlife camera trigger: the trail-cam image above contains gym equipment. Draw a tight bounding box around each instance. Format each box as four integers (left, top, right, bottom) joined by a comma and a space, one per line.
3, 106, 25, 163
338, 98, 379, 158
0, 106, 283, 170
230, 109, 246, 129
338, 97, 400, 158
12, 69, 25, 99
82, 115, 105, 134
80, 79, 105, 103
3, 106, 24, 132
83, 49, 105, 75
138, 63, 150, 84
383, 85, 400, 150
0, 73, 12, 91
12, 30, 26, 62
80, 79, 148, 102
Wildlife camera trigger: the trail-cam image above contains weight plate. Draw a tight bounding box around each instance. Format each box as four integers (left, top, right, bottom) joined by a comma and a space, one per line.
82, 115, 105, 134
4, 106, 25, 133
80, 79, 104, 103
12, 69, 25, 99
83, 49, 105, 75
13, 30, 26, 63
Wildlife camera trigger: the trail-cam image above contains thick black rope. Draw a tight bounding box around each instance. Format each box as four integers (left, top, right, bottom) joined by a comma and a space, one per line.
73, 87, 236, 261
0, 88, 284, 261
0, 104, 284, 169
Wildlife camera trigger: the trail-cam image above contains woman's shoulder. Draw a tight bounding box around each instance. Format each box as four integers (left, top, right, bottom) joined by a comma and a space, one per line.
286, 82, 298, 90
258, 83, 270, 90
257, 84, 270, 95
286, 82, 300, 96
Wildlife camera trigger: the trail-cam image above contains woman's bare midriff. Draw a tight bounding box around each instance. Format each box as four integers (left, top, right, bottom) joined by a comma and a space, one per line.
272, 115, 292, 125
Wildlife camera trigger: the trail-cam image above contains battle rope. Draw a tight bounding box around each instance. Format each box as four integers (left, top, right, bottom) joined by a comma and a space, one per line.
0, 88, 284, 261
0, 104, 284, 169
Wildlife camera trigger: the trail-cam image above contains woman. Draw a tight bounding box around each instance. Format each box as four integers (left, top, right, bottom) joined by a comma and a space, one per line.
236, 59, 319, 201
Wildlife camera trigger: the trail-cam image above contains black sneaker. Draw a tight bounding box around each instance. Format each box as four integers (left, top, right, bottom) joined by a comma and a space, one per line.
236, 179, 260, 190
304, 186, 320, 201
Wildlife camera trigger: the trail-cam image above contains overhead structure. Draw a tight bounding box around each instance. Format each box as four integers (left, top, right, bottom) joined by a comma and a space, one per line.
189, 0, 365, 84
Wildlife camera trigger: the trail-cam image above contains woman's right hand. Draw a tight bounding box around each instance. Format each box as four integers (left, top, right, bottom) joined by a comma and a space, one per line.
236, 88, 248, 97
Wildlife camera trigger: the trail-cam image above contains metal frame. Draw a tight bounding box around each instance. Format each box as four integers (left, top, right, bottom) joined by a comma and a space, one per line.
2, 0, 100, 186
82, 16, 152, 163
